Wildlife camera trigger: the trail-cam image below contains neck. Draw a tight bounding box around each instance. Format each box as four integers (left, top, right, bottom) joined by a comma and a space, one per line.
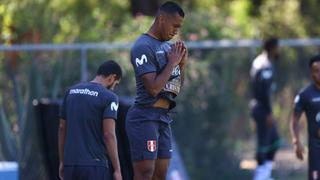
91, 76, 107, 88
314, 82, 320, 90
147, 23, 161, 40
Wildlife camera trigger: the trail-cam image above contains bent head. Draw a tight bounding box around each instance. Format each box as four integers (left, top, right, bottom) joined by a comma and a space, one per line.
263, 36, 280, 60
96, 60, 122, 90
156, 1, 185, 41
309, 55, 320, 87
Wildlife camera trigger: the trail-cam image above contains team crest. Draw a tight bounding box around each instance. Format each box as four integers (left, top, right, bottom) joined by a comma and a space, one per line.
147, 140, 157, 152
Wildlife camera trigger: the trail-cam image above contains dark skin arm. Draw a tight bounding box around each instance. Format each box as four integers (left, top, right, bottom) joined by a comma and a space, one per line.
103, 118, 122, 180
266, 114, 274, 127
58, 119, 66, 180
290, 111, 304, 160
142, 41, 186, 96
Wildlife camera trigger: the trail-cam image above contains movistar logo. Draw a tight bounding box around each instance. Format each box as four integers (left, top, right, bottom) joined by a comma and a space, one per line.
135, 54, 148, 67
110, 102, 119, 111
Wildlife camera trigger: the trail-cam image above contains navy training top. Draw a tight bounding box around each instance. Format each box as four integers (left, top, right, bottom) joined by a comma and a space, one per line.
60, 82, 119, 167
250, 52, 275, 114
130, 34, 182, 109
294, 84, 320, 140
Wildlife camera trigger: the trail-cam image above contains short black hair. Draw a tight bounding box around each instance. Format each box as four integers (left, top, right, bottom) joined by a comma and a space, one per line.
263, 36, 279, 53
159, 1, 184, 17
309, 54, 320, 68
96, 60, 122, 79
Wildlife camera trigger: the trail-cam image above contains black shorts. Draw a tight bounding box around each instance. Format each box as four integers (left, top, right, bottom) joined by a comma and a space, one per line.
309, 139, 320, 180
64, 165, 112, 180
251, 105, 281, 164
126, 105, 173, 161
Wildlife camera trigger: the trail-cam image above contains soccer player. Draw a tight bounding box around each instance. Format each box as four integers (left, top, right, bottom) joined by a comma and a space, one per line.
250, 37, 281, 180
290, 54, 320, 180
125, 1, 187, 180
58, 60, 123, 180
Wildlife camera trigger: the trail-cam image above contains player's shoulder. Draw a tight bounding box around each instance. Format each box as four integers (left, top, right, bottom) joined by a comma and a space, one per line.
101, 89, 118, 100
300, 84, 314, 94
71, 82, 98, 90
252, 53, 271, 69
67, 82, 86, 91
70, 82, 84, 88
296, 84, 314, 102
132, 34, 155, 50
251, 52, 272, 77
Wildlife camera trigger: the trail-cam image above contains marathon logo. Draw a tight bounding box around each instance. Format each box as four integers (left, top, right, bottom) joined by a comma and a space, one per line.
69, 88, 99, 97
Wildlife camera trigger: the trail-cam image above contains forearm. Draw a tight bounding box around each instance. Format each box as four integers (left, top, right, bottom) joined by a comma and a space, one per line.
146, 62, 176, 96
58, 120, 66, 163
290, 113, 302, 144
104, 132, 121, 172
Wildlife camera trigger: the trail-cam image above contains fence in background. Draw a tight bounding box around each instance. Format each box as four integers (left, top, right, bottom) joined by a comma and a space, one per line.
2, 38, 320, 81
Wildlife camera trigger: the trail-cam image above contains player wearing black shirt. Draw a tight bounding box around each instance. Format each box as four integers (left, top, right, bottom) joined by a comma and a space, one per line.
126, 2, 187, 180
250, 37, 281, 180
59, 61, 123, 180
291, 54, 320, 180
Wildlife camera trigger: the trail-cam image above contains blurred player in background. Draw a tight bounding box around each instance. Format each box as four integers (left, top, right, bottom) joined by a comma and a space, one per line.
250, 37, 281, 180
